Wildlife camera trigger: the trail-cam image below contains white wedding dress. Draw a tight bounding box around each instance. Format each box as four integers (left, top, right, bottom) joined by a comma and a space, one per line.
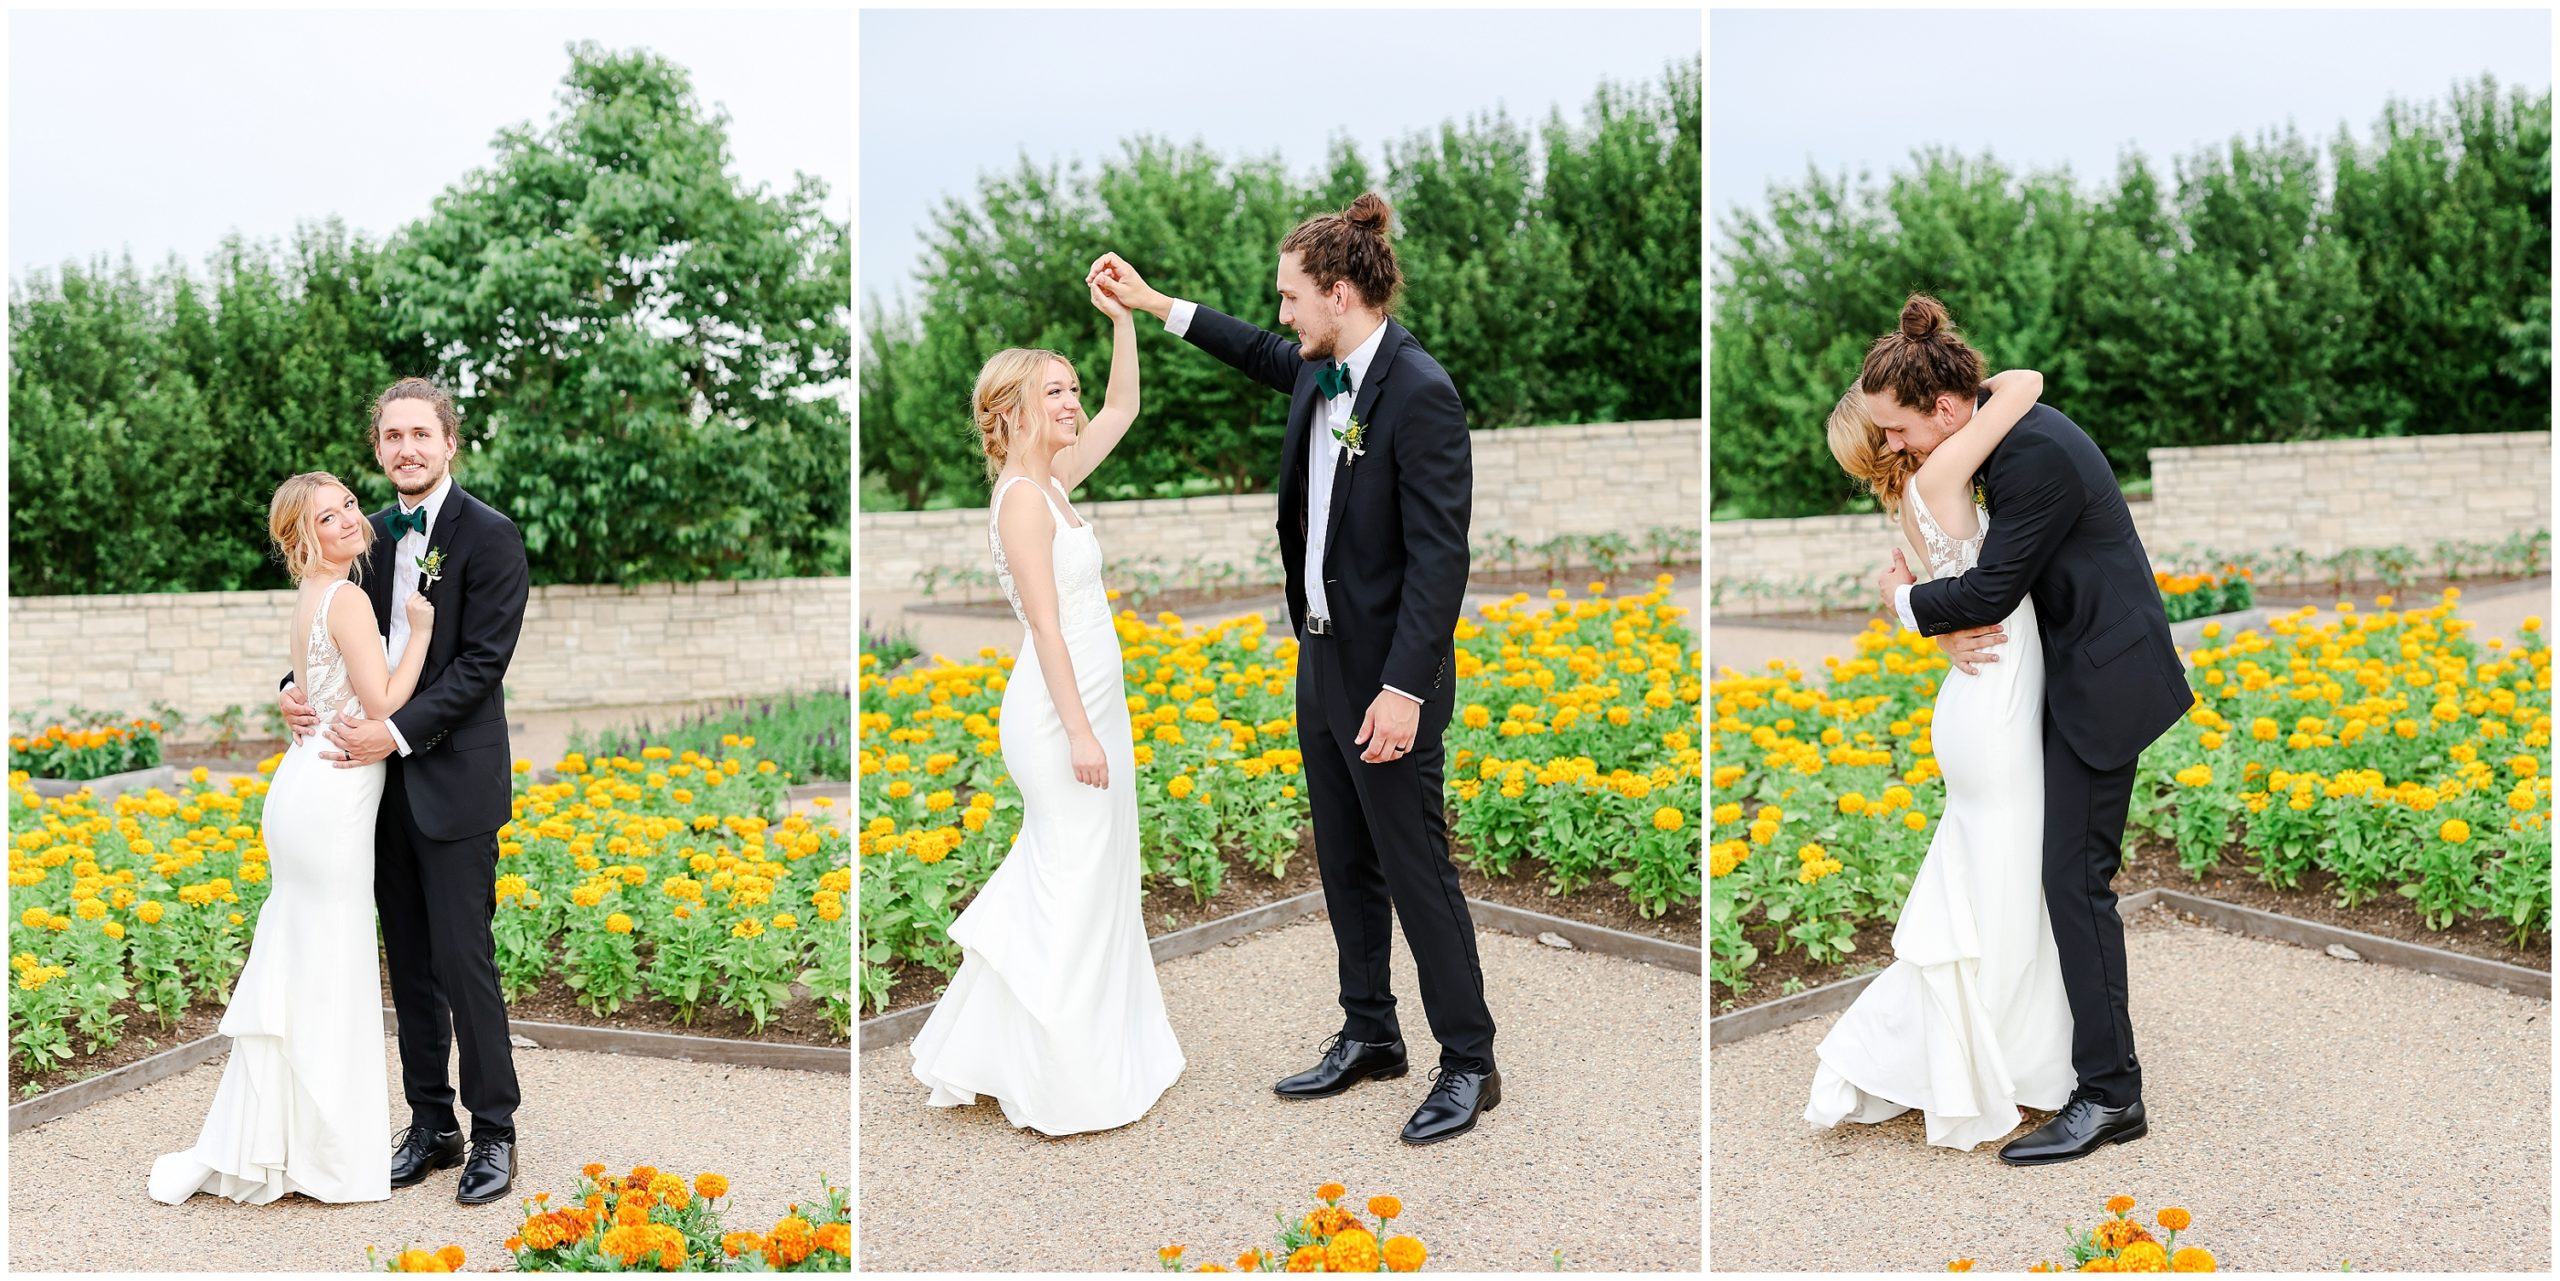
151, 578, 391, 1204
1803, 480, 2077, 1151
908, 473, 1184, 1135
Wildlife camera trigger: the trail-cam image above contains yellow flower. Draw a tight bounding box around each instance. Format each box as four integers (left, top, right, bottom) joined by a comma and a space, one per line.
1903, 810, 1928, 831
2118, 1242, 2168, 1273
1382, 1236, 1428, 1272
2170, 1247, 2216, 1272
606, 913, 635, 934
1652, 807, 1684, 831
2440, 818, 2471, 844
1324, 1229, 1380, 1273
1166, 775, 1196, 800
2107, 1195, 2137, 1215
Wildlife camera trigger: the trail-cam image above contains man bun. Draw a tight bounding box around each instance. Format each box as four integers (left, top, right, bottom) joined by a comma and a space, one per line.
1900, 293, 1952, 341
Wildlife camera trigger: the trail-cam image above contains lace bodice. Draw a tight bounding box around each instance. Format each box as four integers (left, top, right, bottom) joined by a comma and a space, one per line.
990, 475, 1110, 631
299, 579, 364, 728
1906, 479, 1989, 578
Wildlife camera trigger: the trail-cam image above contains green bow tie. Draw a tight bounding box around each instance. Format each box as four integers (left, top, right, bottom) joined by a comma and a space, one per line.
388, 506, 429, 539
1315, 360, 1353, 400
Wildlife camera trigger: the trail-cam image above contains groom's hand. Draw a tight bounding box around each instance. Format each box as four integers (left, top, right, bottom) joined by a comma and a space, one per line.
1355, 690, 1420, 764
1086, 253, 1170, 321
323, 710, 395, 768
1937, 624, 2008, 676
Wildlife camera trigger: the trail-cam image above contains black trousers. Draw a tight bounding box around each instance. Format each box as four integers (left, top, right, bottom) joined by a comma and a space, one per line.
1297, 631, 1496, 1073
2042, 712, 2142, 1108
378, 759, 520, 1139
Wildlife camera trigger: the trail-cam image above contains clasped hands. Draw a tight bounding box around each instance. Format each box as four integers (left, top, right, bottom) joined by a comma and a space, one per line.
1879, 549, 2006, 677
279, 684, 397, 768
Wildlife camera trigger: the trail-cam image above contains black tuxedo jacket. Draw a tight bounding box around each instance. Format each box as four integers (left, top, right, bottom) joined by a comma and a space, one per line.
1181, 305, 1471, 702
1907, 404, 2189, 771
282, 482, 530, 842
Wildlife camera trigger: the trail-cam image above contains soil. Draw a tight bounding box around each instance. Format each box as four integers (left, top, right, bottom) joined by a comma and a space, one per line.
870, 821, 1702, 1018
1712, 917, 1889, 1015
6, 958, 850, 1105
161, 738, 291, 772
2112, 834, 2550, 972
6, 998, 229, 1099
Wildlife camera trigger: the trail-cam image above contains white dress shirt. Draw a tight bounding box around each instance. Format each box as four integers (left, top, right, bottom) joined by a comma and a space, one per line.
1166, 300, 1419, 705
381, 474, 453, 756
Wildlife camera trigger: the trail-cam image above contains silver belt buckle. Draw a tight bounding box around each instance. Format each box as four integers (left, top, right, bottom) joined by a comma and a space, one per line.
1307, 615, 1333, 636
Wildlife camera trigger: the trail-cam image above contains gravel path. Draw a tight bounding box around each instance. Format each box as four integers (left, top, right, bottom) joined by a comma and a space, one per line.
9, 1038, 852, 1271
859, 915, 1702, 1271
1708, 905, 2551, 1272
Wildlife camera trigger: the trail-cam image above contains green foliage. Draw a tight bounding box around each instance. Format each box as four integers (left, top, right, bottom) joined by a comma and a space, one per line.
1712, 77, 2551, 519
9, 44, 849, 594
565, 688, 853, 784
860, 58, 1701, 511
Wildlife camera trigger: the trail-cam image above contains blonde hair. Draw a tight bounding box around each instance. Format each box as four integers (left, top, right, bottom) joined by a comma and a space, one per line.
268, 471, 371, 584
1824, 385, 1921, 514
971, 347, 1084, 483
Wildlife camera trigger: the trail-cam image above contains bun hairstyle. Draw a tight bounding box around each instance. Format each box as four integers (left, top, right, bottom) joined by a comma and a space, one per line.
1858, 292, 1986, 414
1279, 191, 1404, 314
268, 471, 370, 584
1823, 386, 1921, 514
971, 347, 1083, 483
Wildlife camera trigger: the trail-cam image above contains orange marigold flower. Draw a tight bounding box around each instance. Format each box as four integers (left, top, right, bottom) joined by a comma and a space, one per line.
1285, 1244, 1326, 1272
722, 1232, 764, 1259
1316, 1181, 1346, 1201
1383, 1235, 1428, 1273
1950, 1262, 1976, 1273
2171, 1247, 2217, 1272
582, 1162, 607, 1179
815, 1222, 851, 1256
764, 1215, 815, 1268
2118, 1241, 2168, 1272
1368, 1195, 1403, 1220
695, 1172, 730, 1200
628, 1164, 660, 1186
1235, 1250, 1266, 1271
1160, 1245, 1186, 1264
2157, 1207, 2191, 1232
1326, 1229, 1381, 1273
614, 1195, 653, 1227
393, 1247, 445, 1272
435, 1246, 464, 1271
2107, 1194, 2137, 1216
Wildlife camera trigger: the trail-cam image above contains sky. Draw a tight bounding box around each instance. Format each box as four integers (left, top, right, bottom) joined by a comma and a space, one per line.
858, 7, 1702, 304
1710, 7, 2551, 228
9, 8, 853, 280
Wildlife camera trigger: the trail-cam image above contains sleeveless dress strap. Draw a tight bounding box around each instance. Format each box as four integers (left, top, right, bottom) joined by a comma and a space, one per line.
990, 474, 1064, 533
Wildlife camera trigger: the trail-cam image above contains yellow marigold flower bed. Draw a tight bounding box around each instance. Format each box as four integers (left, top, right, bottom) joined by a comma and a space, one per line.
1161, 1183, 1436, 1273
5, 748, 850, 1078
1710, 594, 2551, 997
861, 579, 1703, 1015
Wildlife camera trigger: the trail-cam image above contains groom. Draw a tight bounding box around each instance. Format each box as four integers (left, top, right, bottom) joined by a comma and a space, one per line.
279, 377, 529, 1202
1866, 296, 2190, 1165
1088, 191, 1501, 1146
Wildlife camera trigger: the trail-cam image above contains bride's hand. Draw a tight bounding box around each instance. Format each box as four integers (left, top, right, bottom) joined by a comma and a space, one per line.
1089, 275, 1130, 322
404, 592, 436, 636
1069, 731, 1109, 790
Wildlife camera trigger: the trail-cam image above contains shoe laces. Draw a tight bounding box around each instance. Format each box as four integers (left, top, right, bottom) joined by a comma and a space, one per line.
392, 1124, 447, 1153
466, 1133, 507, 1158
1424, 1066, 1464, 1100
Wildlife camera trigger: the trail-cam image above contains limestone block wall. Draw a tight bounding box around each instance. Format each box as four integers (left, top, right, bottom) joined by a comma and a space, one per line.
1711, 432, 2551, 615
9, 577, 852, 724
857, 419, 1705, 615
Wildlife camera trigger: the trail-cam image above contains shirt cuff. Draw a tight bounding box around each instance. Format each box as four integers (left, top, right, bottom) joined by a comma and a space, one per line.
1382, 684, 1423, 705
1164, 298, 1196, 338
387, 719, 414, 757
1894, 584, 1919, 633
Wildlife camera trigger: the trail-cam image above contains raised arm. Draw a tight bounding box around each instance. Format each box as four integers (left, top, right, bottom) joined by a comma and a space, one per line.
1058, 281, 1141, 491
328, 589, 432, 720
1089, 252, 1302, 396
996, 483, 1109, 789
1911, 369, 2042, 534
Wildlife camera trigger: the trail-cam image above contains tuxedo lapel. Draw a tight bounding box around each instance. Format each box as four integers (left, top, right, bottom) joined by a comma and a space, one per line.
1320, 322, 1406, 576
368, 510, 396, 633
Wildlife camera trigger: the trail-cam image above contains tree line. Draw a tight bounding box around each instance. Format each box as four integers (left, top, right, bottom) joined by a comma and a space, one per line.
859, 57, 1702, 511
1711, 77, 2550, 519
9, 44, 852, 595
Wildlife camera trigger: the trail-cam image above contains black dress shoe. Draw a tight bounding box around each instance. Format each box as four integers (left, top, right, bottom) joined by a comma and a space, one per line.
1998, 1095, 2146, 1166
1274, 1034, 1409, 1099
1400, 1066, 1501, 1145
455, 1135, 515, 1205
389, 1124, 464, 1188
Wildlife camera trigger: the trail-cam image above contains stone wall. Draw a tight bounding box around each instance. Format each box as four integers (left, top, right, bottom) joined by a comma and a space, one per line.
857, 419, 1704, 615
8, 577, 852, 724
1710, 432, 2551, 615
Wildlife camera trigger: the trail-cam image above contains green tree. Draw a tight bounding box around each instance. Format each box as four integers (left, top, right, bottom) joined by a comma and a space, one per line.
381, 42, 850, 585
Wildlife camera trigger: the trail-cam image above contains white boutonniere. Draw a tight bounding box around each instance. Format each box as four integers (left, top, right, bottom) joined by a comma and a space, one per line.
1332, 415, 1369, 465
416, 548, 447, 596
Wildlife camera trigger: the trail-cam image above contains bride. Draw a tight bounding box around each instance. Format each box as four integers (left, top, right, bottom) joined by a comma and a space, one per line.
907, 270, 1185, 1135
1804, 358, 2076, 1152
151, 472, 432, 1204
